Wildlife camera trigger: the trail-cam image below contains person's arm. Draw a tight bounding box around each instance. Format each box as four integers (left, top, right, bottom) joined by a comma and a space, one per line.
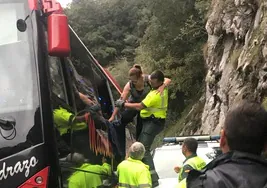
78, 92, 94, 106
109, 82, 131, 122
164, 77, 172, 86
180, 164, 194, 180
115, 91, 154, 110
157, 77, 172, 94
100, 157, 112, 176
124, 102, 145, 111
74, 113, 90, 122
101, 163, 112, 176
174, 166, 181, 173
94, 159, 111, 178
122, 91, 154, 110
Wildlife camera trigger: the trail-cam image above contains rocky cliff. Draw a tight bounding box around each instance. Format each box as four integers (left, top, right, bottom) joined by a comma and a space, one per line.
181, 0, 267, 135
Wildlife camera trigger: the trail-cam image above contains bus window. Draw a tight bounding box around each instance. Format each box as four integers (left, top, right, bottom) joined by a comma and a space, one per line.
48, 56, 72, 159
48, 56, 68, 103
0, 2, 43, 159
64, 59, 99, 159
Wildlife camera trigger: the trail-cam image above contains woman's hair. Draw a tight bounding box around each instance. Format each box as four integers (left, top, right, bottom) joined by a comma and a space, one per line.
133, 64, 142, 71
129, 64, 143, 78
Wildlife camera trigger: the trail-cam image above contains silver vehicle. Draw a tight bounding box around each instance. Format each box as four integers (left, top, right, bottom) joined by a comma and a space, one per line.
153, 135, 222, 188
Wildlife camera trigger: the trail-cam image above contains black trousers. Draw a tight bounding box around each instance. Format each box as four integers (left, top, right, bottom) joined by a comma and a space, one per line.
116, 109, 143, 161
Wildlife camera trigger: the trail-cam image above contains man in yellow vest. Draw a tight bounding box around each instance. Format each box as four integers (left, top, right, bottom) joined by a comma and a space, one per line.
53, 106, 88, 136
174, 138, 206, 184
117, 142, 152, 188
115, 70, 168, 187
67, 153, 111, 188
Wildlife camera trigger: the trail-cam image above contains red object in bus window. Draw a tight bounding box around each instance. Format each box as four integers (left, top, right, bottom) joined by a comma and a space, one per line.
47, 13, 70, 57
28, 0, 38, 10
18, 167, 49, 188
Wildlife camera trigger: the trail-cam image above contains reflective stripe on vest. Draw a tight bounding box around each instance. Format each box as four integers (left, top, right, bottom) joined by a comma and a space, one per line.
119, 183, 151, 188
178, 156, 206, 182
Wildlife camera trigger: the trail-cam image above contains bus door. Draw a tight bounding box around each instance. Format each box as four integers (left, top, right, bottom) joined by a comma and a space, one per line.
0, 0, 60, 187
48, 52, 115, 187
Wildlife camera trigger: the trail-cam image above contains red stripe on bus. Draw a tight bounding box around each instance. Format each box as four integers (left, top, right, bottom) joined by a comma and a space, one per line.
18, 166, 49, 188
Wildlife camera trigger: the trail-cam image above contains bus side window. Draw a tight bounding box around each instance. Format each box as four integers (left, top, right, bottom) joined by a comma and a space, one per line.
48, 56, 73, 157
48, 56, 68, 103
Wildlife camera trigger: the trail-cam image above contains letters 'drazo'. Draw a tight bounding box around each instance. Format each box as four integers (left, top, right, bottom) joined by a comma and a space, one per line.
0, 156, 38, 180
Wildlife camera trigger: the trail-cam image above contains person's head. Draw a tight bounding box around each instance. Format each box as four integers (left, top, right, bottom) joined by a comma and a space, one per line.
182, 138, 198, 157
220, 101, 267, 155
128, 142, 145, 160
66, 153, 85, 166
128, 64, 143, 86
149, 70, 164, 89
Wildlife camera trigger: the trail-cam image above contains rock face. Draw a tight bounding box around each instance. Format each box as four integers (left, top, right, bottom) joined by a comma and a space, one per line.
183, 0, 267, 135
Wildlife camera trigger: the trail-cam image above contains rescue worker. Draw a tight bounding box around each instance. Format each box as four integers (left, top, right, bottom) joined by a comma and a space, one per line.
51, 94, 88, 157
115, 70, 168, 187
52, 92, 107, 159
174, 138, 206, 182
53, 106, 88, 136
67, 153, 111, 188
186, 101, 267, 188
109, 65, 171, 162
117, 142, 152, 188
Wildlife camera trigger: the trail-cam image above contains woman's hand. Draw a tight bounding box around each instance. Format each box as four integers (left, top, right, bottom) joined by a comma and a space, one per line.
156, 84, 165, 95
108, 116, 115, 122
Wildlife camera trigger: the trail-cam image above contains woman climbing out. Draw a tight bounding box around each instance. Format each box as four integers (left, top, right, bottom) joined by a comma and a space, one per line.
108, 64, 171, 161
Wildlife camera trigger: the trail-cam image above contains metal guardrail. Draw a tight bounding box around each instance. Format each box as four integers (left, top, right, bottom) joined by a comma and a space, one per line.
163, 135, 220, 143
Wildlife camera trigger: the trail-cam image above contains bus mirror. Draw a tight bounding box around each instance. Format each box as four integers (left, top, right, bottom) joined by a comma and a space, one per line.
47, 13, 70, 57
17, 19, 27, 32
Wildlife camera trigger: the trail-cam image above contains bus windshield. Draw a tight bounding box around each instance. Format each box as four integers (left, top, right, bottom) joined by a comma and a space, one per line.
0, 0, 43, 158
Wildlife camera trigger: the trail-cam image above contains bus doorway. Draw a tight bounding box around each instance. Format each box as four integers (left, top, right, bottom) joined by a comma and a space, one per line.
47, 26, 122, 187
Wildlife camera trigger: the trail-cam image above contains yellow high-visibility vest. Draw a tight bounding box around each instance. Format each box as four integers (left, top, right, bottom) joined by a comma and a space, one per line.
141, 89, 168, 119
117, 157, 152, 188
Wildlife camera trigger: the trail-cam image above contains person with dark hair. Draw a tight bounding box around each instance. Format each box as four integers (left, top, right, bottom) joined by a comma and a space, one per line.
185, 101, 267, 188
67, 153, 111, 188
174, 138, 206, 183
109, 65, 171, 162
115, 70, 169, 187
150, 70, 165, 83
